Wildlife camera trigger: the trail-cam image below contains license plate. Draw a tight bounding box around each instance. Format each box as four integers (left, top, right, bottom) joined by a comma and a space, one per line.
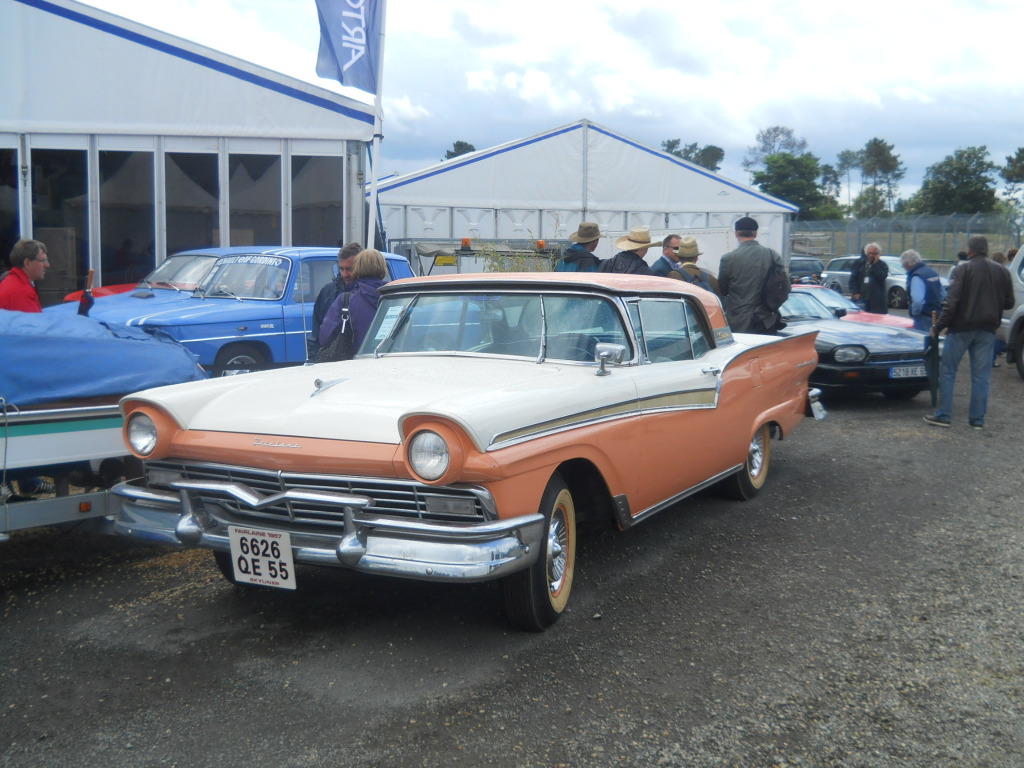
227, 526, 296, 590
890, 365, 926, 379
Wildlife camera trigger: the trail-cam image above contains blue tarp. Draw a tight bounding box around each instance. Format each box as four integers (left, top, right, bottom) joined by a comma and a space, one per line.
0, 310, 207, 408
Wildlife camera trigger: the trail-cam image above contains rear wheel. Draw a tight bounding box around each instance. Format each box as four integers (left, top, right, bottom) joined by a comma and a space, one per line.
888, 286, 909, 309
502, 473, 576, 631
827, 281, 844, 293
213, 343, 268, 376
719, 424, 772, 500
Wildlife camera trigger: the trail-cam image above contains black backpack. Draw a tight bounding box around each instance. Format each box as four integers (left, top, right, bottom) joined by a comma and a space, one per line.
315, 293, 356, 363
761, 252, 791, 311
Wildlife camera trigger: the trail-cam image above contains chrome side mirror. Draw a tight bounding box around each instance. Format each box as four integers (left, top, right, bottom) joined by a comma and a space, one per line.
594, 343, 627, 376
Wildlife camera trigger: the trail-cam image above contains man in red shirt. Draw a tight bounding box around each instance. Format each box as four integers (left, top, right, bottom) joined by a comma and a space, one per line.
0, 239, 48, 312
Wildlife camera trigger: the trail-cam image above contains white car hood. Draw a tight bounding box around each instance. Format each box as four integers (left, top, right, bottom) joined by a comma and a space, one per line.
134, 356, 638, 451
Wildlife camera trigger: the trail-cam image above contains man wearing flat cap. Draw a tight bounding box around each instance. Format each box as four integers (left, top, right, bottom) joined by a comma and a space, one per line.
718, 216, 785, 334
597, 226, 655, 275
555, 222, 603, 272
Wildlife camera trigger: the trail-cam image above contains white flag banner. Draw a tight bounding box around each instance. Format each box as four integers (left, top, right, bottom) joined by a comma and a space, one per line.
315, 0, 384, 96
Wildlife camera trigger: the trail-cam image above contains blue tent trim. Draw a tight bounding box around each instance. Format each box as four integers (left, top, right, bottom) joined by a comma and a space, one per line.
14, 0, 375, 126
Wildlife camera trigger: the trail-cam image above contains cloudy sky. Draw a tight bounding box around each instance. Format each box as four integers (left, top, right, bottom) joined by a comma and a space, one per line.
82, 0, 1023, 201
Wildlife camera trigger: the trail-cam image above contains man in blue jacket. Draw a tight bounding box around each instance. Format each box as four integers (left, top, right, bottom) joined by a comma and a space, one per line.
900, 249, 945, 332
555, 222, 603, 272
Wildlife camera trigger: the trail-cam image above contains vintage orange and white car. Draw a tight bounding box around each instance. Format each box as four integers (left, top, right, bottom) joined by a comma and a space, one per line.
113, 273, 824, 630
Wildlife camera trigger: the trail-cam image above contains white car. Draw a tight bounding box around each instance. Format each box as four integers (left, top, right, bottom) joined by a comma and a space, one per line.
112, 273, 823, 630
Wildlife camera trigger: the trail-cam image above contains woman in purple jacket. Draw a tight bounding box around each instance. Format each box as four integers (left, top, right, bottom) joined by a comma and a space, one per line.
319, 249, 388, 354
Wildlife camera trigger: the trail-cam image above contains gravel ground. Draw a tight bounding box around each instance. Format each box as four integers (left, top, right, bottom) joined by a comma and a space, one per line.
1, 357, 1022, 768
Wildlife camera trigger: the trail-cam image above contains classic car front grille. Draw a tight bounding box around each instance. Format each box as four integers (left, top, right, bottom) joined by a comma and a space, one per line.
866, 350, 924, 364
145, 460, 493, 530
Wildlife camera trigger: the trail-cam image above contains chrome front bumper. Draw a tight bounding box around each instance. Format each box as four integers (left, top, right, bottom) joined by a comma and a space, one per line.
112, 479, 544, 582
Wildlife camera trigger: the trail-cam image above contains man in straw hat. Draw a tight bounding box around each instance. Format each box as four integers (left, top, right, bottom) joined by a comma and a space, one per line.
555, 222, 603, 272
597, 226, 655, 275
667, 236, 719, 294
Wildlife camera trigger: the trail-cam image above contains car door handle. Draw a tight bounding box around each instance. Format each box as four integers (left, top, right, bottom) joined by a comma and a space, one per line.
701, 365, 722, 376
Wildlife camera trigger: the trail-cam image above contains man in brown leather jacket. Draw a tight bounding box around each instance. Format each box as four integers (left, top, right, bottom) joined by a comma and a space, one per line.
924, 235, 1014, 429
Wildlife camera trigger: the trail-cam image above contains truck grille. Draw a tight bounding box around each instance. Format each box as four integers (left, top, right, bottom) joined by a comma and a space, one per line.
144, 460, 493, 530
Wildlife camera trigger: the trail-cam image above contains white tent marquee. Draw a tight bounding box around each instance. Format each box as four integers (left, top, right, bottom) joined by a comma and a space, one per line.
377, 120, 798, 275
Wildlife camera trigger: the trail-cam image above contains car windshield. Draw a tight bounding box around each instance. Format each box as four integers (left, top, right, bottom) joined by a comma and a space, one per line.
363, 292, 632, 362
198, 254, 291, 300
802, 287, 859, 312
144, 254, 219, 289
881, 256, 906, 275
779, 292, 836, 321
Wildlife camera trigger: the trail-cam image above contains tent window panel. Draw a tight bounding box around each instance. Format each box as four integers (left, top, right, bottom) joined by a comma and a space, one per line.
166, 153, 218, 255
292, 156, 343, 247
99, 151, 155, 286
229, 154, 281, 246
1, 149, 18, 268
30, 148, 88, 308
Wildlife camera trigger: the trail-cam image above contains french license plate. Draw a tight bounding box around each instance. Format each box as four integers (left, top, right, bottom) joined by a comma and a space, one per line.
890, 365, 926, 379
226, 526, 296, 590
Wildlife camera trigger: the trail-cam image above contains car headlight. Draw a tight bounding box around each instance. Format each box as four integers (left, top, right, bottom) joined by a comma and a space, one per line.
127, 412, 159, 455
832, 344, 868, 363
408, 430, 449, 481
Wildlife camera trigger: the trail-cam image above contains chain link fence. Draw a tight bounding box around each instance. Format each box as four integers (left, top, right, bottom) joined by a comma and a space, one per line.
790, 214, 1022, 265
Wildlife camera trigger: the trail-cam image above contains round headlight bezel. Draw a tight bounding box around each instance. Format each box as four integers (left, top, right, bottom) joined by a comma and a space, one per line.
127, 412, 159, 456
408, 430, 450, 481
832, 344, 869, 364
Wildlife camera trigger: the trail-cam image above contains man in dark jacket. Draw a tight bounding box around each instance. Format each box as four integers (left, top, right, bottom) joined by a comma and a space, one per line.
555, 222, 602, 272
924, 235, 1014, 429
597, 227, 655, 275
308, 241, 361, 358
858, 243, 889, 313
718, 217, 784, 334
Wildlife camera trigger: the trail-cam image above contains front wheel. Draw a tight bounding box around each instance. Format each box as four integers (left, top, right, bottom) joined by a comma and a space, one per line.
719, 424, 772, 500
1015, 332, 1024, 381
502, 473, 577, 631
213, 343, 268, 376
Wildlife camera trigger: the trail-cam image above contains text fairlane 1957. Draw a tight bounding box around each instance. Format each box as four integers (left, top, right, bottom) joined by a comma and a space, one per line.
113, 273, 823, 630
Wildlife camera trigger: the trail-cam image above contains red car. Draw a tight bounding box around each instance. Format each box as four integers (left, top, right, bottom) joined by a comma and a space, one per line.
63, 252, 218, 302
792, 284, 914, 329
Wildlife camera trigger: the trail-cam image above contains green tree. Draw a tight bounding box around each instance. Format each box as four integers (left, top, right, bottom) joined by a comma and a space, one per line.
443, 141, 476, 160
742, 126, 808, 174
1000, 147, 1024, 216
751, 152, 823, 217
661, 139, 724, 172
908, 146, 998, 214
851, 187, 887, 218
836, 149, 863, 208
860, 138, 904, 214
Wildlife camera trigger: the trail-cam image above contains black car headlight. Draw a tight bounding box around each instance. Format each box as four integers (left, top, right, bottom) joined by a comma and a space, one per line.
832, 345, 869, 363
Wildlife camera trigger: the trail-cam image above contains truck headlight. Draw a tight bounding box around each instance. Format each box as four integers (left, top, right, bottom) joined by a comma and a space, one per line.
127, 412, 159, 455
408, 430, 449, 481
832, 345, 868, 363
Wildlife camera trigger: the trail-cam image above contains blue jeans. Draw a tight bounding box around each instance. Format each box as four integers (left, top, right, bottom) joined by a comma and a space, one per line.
936, 330, 995, 425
